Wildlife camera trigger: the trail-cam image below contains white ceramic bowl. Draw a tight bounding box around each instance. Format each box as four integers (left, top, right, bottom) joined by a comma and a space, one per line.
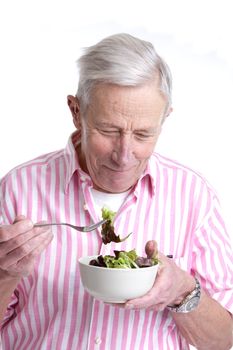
79, 255, 159, 303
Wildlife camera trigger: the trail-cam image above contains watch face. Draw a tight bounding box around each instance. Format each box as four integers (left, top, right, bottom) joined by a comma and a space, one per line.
184, 297, 200, 312
167, 278, 201, 313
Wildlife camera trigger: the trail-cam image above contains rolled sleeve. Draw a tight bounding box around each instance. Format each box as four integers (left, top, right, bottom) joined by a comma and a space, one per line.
0, 291, 19, 330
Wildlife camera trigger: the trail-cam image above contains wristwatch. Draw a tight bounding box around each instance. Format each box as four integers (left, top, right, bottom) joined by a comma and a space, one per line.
167, 277, 201, 313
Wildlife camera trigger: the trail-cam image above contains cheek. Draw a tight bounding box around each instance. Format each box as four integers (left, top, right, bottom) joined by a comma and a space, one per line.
85, 135, 113, 158
134, 141, 157, 160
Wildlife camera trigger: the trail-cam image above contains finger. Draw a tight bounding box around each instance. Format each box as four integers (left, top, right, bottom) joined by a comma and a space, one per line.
0, 219, 33, 242
0, 226, 52, 257
13, 215, 27, 223
26, 232, 53, 260
0, 229, 53, 270
7, 233, 54, 276
125, 288, 158, 309
145, 240, 158, 258
125, 273, 171, 309
147, 302, 167, 312
125, 297, 166, 310
104, 302, 126, 308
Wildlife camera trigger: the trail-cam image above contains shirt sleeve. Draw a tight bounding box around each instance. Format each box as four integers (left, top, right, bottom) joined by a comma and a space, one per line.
192, 193, 233, 313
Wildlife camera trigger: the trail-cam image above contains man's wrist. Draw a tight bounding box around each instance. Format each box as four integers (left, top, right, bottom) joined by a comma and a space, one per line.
0, 269, 21, 283
167, 277, 201, 313
173, 274, 196, 305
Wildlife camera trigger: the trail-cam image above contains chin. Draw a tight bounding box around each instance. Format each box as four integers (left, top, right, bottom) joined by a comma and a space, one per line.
95, 182, 132, 193
112, 184, 133, 193
110, 188, 130, 194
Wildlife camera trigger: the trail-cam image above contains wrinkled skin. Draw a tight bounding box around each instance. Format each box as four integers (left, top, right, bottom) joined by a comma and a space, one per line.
109, 240, 195, 311
67, 82, 171, 193
0, 216, 53, 279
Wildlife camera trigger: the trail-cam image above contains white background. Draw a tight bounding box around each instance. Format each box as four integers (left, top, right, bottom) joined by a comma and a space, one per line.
0, 1, 233, 348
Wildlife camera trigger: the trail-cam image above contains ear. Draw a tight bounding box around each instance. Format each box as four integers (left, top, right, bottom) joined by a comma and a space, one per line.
166, 106, 173, 117
67, 95, 81, 129
161, 106, 173, 124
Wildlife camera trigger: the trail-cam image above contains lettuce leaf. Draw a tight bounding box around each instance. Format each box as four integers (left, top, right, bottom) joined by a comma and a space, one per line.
101, 207, 132, 244
103, 250, 139, 269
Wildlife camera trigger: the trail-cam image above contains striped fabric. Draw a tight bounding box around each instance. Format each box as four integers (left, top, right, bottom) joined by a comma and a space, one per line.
1, 131, 233, 350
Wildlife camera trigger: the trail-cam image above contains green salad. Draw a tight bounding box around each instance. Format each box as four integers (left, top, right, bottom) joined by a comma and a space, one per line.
104, 249, 139, 268
89, 249, 158, 269
92, 208, 158, 269
101, 207, 132, 245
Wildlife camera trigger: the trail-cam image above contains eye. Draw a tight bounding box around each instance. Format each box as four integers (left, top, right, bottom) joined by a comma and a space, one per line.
98, 129, 120, 136
134, 132, 154, 141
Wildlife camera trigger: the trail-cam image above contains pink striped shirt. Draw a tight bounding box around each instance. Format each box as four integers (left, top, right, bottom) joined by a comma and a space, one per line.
1, 131, 233, 350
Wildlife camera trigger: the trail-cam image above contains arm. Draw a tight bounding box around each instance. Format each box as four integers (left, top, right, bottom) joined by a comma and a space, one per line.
172, 289, 233, 350
125, 247, 233, 349
0, 216, 53, 325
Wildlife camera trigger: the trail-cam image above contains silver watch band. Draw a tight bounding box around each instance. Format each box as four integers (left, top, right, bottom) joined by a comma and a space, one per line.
167, 277, 201, 313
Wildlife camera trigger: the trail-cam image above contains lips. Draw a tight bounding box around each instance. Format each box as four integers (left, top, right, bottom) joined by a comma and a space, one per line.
103, 165, 136, 173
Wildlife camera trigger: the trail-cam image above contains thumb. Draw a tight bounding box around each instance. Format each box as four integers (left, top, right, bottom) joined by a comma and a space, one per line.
145, 240, 158, 259
13, 215, 27, 224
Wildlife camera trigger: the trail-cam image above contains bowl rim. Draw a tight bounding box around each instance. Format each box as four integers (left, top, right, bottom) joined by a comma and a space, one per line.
78, 255, 159, 271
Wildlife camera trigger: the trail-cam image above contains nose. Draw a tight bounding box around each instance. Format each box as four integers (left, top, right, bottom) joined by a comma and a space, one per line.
111, 133, 134, 166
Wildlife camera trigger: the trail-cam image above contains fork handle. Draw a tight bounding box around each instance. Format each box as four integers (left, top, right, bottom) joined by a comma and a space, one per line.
34, 219, 107, 232
34, 223, 77, 229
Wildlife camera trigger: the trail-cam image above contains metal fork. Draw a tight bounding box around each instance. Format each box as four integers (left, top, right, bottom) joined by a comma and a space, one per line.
34, 219, 107, 232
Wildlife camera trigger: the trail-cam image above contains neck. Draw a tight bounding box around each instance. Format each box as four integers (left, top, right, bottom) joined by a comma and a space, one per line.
76, 143, 89, 174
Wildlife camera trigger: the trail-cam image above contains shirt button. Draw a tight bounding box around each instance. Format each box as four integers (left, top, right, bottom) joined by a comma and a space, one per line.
95, 336, 102, 345
83, 203, 88, 210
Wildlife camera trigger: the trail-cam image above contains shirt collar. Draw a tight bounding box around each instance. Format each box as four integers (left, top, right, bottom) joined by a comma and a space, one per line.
64, 131, 84, 193
63, 131, 156, 195
134, 158, 156, 197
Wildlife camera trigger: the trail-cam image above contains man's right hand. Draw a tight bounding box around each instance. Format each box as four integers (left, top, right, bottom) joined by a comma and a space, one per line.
0, 215, 53, 279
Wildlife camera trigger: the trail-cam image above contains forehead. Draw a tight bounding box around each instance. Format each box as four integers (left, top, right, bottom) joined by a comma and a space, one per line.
87, 82, 167, 126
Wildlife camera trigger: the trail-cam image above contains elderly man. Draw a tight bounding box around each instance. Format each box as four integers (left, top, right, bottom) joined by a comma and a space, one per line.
0, 33, 233, 350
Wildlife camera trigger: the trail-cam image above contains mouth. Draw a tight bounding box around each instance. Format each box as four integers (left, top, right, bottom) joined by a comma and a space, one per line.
103, 165, 136, 173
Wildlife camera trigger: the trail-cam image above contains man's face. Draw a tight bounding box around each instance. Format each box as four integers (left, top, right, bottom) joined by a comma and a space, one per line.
75, 82, 168, 193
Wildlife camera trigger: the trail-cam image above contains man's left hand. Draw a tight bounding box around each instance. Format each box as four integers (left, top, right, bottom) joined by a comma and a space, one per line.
125, 252, 196, 311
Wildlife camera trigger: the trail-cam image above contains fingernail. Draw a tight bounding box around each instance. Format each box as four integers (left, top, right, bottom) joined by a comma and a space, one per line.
25, 220, 33, 229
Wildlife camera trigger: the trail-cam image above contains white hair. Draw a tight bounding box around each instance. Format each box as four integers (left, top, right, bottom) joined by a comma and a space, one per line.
76, 33, 172, 111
